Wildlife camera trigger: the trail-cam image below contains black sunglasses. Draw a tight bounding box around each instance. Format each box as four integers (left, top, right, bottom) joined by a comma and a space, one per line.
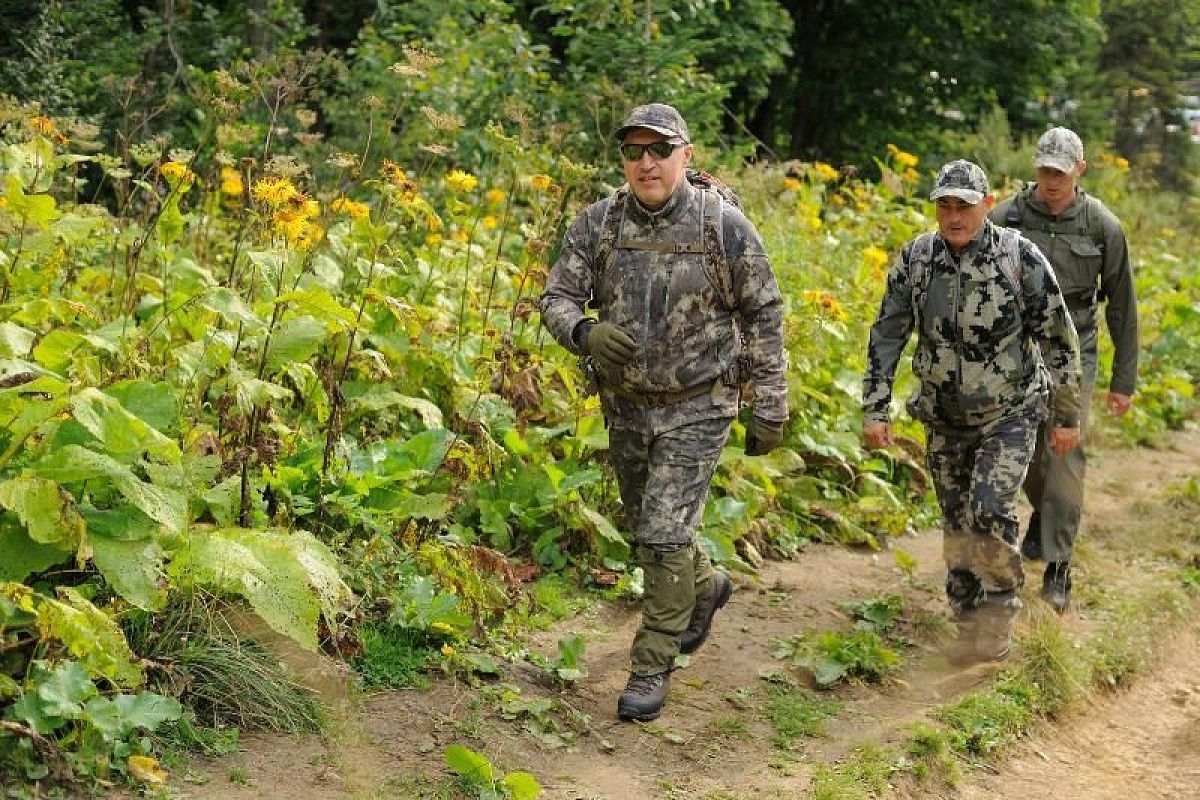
620, 140, 684, 162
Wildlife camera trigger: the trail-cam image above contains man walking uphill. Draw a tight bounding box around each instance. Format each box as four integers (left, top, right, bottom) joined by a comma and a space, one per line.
539, 103, 788, 721
989, 127, 1139, 612
862, 160, 1082, 663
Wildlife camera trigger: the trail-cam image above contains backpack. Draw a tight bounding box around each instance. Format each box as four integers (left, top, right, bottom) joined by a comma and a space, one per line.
594, 169, 743, 312
1004, 190, 1106, 252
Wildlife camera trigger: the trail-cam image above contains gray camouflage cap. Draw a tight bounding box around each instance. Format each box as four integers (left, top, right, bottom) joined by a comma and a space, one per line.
1034, 127, 1084, 173
613, 103, 691, 143
929, 159, 989, 204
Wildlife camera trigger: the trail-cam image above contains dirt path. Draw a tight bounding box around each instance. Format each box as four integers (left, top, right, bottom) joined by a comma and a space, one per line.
172, 430, 1200, 800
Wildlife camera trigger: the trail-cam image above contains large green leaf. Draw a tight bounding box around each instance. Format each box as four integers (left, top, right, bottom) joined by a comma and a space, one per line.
32, 446, 187, 535
199, 287, 263, 329
444, 744, 494, 785
0, 514, 69, 581
71, 388, 180, 462
36, 587, 143, 687
264, 315, 327, 373
36, 660, 98, 718
0, 322, 36, 358
105, 380, 180, 435
84, 692, 182, 741
502, 772, 542, 800
168, 527, 352, 651
92, 534, 166, 611
31, 329, 88, 373
276, 287, 359, 331
0, 476, 85, 549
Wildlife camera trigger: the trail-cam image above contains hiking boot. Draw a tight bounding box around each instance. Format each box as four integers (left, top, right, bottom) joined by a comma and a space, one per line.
679, 571, 733, 655
1020, 512, 1043, 560
974, 597, 1021, 662
946, 610, 980, 665
617, 671, 671, 722
1041, 562, 1072, 613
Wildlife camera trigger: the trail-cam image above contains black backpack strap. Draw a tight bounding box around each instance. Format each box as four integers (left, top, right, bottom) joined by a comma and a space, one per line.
1005, 192, 1023, 228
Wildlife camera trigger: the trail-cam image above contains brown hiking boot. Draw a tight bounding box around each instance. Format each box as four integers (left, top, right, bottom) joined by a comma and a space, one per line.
1041, 562, 1071, 613
974, 597, 1021, 662
946, 610, 980, 666
617, 671, 671, 722
679, 571, 732, 654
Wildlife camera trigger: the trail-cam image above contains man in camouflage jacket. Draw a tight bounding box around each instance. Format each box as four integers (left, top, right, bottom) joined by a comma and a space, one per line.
861, 160, 1082, 663
540, 103, 788, 721
989, 127, 1138, 612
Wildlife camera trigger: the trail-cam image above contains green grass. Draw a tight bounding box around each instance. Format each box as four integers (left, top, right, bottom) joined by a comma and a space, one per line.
765, 685, 840, 750
808, 743, 894, 800
523, 573, 594, 629
351, 623, 435, 690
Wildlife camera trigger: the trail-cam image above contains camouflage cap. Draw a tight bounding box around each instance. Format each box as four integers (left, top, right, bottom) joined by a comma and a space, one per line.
1034, 127, 1084, 173
613, 103, 691, 143
929, 159, 989, 204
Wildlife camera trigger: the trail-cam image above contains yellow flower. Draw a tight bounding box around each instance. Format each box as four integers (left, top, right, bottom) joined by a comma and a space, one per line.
482, 214, 498, 230
331, 197, 370, 218
426, 232, 443, 247
529, 173, 553, 192
893, 150, 919, 169
803, 290, 848, 321
1114, 156, 1130, 171
219, 166, 244, 196
29, 116, 56, 136
812, 162, 840, 182
446, 169, 479, 193
0, 197, 7, 210
252, 176, 300, 207
159, 160, 197, 187
127, 755, 167, 785
863, 245, 889, 274
441, 644, 455, 657
452, 228, 469, 242
485, 188, 506, 206
782, 176, 802, 192
380, 160, 408, 185
1162, 227, 1176, 239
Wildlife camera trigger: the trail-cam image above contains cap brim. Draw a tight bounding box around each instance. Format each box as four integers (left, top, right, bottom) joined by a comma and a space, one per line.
1034, 155, 1077, 173
929, 187, 985, 204
613, 123, 687, 142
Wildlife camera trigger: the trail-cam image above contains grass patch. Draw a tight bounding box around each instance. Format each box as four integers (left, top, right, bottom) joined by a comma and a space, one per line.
773, 628, 902, 686
523, 573, 593, 629
808, 742, 895, 800
124, 592, 323, 734
902, 722, 961, 786
765, 685, 840, 750
1012, 606, 1088, 715
351, 623, 435, 690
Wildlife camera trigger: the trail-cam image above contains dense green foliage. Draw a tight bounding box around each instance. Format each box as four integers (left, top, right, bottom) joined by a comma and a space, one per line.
0, 1, 1198, 792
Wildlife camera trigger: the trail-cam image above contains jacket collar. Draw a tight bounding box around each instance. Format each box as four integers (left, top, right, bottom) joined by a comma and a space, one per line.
626, 177, 698, 226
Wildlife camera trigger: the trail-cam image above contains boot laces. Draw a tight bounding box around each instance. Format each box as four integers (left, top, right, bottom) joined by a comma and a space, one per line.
626, 673, 665, 695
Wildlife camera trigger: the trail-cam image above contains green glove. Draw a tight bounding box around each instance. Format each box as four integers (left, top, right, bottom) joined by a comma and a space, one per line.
745, 416, 785, 456
584, 322, 638, 372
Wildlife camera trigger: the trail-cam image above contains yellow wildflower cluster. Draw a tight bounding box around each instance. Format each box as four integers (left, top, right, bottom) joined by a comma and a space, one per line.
485, 188, 506, 206
862, 245, 890, 277
482, 215, 499, 230
29, 115, 56, 136
796, 201, 822, 231
219, 166, 244, 197
446, 169, 479, 193
887, 143, 919, 169
251, 175, 301, 207
803, 289, 849, 321
529, 173, 554, 192
274, 203, 323, 249
159, 160, 198, 187
331, 197, 370, 218
1100, 153, 1131, 171
812, 162, 840, 182
782, 176, 802, 192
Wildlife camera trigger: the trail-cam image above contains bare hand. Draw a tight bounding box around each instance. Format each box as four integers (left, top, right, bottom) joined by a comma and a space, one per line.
1049, 426, 1080, 456
1107, 391, 1132, 417
863, 421, 894, 450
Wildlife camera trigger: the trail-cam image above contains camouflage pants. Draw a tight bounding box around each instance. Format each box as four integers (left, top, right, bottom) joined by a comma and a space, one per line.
609, 417, 729, 674
1024, 350, 1098, 564
925, 406, 1043, 611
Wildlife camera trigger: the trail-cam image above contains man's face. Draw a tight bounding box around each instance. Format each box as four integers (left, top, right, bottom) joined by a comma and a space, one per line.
1034, 163, 1084, 210
621, 128, 692, 209
935, 195, 994, 253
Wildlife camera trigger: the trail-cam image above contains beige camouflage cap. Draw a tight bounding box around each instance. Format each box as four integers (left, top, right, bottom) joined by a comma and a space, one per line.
613, 103, 691, 143
1035, 127, 1084, 173
929, 159, 989, 204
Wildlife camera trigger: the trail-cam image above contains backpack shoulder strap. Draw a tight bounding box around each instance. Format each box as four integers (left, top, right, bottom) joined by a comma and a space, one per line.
997, 227, 1025, 317
907, 231, 938, 322
1004, 192, 1024, 228
594, 188, 628, 287
699, 187, 739, 312
1079, 192, 1106, 248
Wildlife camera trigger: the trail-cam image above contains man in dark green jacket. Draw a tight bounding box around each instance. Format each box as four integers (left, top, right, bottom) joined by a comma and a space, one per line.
990, 127, 1139, 612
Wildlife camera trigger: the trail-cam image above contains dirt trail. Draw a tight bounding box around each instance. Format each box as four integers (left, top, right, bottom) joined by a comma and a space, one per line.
173, 430, 1200, 800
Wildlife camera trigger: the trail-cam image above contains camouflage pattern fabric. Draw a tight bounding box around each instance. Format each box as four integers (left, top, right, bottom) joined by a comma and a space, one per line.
608, 417, 729, 547
862, 219, 1082, 429
991, 186, 1137, 562
540, 177, 788, 432
629, 542, 715, 675
926, 406, 1044, 610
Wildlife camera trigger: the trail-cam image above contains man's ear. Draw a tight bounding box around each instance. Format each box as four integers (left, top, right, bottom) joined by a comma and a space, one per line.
983, 193, 996, 211
1076, 160, 1088, 178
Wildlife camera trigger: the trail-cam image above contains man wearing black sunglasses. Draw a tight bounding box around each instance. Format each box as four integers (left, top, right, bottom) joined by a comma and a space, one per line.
540, 103, 788, 722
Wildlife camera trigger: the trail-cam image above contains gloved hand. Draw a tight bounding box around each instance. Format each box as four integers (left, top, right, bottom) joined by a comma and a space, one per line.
745, 416, 785, 456
584, 322, 638, 372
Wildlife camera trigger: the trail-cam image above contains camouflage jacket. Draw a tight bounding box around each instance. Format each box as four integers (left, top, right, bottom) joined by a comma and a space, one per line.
862, 219, 1081, 428
990, 187, 1138, 395
540, 178, 787, 432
